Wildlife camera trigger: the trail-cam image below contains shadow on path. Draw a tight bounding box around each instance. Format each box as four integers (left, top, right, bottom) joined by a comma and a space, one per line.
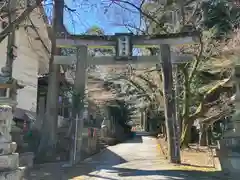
26, 133, 233, 180
25, 148, 128, 180
66, 148, 127, 178
96, 167, 228, 180
124, 135, 143, 143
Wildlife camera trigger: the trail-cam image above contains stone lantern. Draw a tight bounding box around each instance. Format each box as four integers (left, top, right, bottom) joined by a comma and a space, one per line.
0, 76, 25, 179
218, 61, 240, 173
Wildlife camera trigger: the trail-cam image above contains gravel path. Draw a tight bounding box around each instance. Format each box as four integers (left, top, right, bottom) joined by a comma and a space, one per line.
25, 132, 231, 180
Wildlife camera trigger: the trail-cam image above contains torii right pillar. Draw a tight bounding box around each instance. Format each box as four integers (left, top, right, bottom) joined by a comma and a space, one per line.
218, 61, 240, 174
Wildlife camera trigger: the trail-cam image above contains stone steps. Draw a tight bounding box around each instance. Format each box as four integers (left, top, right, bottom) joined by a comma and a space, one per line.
95, 130, 108, 148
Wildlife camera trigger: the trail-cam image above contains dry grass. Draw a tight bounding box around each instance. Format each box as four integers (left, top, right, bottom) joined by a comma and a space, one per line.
157, 137, 217, 171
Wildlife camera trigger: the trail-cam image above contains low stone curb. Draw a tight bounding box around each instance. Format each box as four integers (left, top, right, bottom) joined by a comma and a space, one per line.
156, 138, 168, 159
83, 147, 108, 162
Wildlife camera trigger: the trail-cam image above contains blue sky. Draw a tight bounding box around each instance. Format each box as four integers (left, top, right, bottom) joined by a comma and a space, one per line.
44, 0, 141, 35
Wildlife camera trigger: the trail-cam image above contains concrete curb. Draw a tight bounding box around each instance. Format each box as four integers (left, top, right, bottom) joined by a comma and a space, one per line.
83, 147, 108, 162
61, 146, 109, 168
29, 146, 109, 169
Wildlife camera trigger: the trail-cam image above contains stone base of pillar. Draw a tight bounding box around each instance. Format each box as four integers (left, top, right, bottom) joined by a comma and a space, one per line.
0, 167, 25, 180
218, 136, 240, 174
19, 152, 34, 168
216, 108, 240, 174
0, 104, 25, 180
0, 142, 17, 155
0, 153, 19, 170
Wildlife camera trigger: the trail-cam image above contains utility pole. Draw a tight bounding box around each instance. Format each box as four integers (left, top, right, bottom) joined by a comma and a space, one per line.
172, 0, 189, 148
157, 2, 184, 164
171, 0, 186, 162
162, 1, 186, 163
160, 44, 181, 164
173, 62, 181, 160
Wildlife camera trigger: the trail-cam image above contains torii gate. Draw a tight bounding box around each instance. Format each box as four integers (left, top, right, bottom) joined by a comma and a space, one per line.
53, 0, 199, 165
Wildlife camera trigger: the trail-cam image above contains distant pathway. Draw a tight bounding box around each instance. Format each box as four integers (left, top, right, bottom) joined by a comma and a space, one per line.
26, 132, 228, 180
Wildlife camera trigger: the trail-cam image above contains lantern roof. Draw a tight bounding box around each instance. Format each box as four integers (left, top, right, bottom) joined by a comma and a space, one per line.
0, 76, 24, 89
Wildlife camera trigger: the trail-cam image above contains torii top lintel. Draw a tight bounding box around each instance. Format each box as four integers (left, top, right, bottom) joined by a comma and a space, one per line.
54, 0, 200, 47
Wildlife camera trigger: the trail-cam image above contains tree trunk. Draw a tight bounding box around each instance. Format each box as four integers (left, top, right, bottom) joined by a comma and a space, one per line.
164, 126, 167, 141
0, 0, 44, 43
181, 120, 193, 148
37, 0, 61, 162
207, 126, 213, 146
199, 124, 207, 146
180, 67, 191, 148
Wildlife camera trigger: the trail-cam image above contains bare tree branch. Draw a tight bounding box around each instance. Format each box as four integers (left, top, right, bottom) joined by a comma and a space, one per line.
0, 0, 43, 43
111, 0, 165, 31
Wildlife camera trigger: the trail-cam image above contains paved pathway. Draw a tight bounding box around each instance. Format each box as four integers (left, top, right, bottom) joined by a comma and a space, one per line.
26, 132, 229, 180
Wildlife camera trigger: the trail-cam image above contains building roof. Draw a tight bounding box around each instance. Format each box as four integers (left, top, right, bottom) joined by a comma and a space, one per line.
14, 107, 36, 122
38, 73, 71, 87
